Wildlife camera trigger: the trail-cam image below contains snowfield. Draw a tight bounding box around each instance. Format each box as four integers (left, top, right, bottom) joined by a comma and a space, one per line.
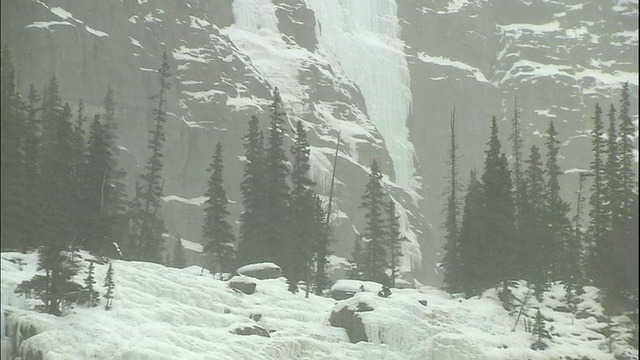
1, 251, 637, 360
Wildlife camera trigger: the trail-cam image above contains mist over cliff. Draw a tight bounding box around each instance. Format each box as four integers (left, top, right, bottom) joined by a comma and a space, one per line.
1, 0, 637, 285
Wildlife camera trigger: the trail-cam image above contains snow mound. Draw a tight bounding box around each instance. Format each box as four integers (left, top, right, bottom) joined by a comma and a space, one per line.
0, 252, 637, 360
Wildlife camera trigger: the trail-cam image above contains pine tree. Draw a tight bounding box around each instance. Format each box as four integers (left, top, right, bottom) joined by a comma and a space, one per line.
129, 52, 171, 263
441, 110, 462, 293
360, 159, 389, 284
587, 103, 608, 288
543, 121, 573, 285
203, 142, 236, 274
0, 47, 25, 251
237, 115, 267, 266
520, 145, 547, 297
530, 309, 551, 350
385, 200, 405, 288
263, 87, 290, 268
104, 263, 114, 310
83, 262, 100, 307
481, 116, 516, 302
173, 236, 186, 268
457, 169, 484, 296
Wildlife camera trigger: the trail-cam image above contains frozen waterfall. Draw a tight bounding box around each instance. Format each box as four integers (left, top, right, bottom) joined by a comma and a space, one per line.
305, 0, 420, 199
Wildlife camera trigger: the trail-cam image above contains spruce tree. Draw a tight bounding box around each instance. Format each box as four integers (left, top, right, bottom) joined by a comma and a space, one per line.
360, 159, 389, 284
99, 87, 128, 258
263, 87, 290, 268
385, 200, 405, 288
457, 169, 484, 296
441, 110, 462, 293
22, 84, 42, 250
587, 103, 608, 288
614, 82, 638, 300
83, 115, 110, 253
173, 236, 186, 268
71, 101, 88, 250
543, 121, 573, 285
0, 47, 25, 250
104, 263, 114, 310
237, 115, 267, 266
510, 98, 527, 234
481, 116, 516, 302
286, 121, 316, 293
520, 145, 547, 297
129, 52, 171, 263
312, 193, 331, 294
83, 262, 100, 307
530, 309, 551, 350
203, 142, 236, 274
350, 234, 366, 280
15, 77, 84, 316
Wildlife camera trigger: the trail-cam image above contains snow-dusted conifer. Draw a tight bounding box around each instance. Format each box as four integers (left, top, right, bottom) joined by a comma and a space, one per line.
104, 263, 114, 310
83, 262, 100, 307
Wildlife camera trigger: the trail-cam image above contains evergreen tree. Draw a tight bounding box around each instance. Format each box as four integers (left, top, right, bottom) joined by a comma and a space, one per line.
543, 121, 573, 285
385, 200, 405, 288
530, 309, 551, 350
441, 110, 462, 293
83, 262, 100, 307
0, 47, 25, 250
71, 101, 88, 250
286, 121, 316, 293
312, 193, 331, 294
21, 84, 42, 250
510, 98, 527, 234
263, 87, 290, 268
520, 145, 547, 297
587, 103, 608, 287
457, 169, 484, 296
360, 159, 389, 284
104, 263, 114, 310
614, 82, 638, 300
481, 116, 516, 302
350, 234, 366, 280
82, 115, 110, 253
173, 236, 186, 268
129, 52, 171, 263
237, 115, 267, 266
99, 87, 128, 258
202, 142, 236, 274
15, 77, 84, 316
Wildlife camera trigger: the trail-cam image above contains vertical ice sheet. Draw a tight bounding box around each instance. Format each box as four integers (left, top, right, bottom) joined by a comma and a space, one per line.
305, 0, 420, 199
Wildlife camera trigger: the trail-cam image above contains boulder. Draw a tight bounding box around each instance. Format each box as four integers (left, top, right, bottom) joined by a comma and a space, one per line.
329, 300, 374, 343
231, 324, 270, 338
331, 290, 356, 301
228, 276, 257, 295
236, 263, 282, 280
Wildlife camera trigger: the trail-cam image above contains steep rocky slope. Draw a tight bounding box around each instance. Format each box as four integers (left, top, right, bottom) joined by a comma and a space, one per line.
1, 0, 637, 285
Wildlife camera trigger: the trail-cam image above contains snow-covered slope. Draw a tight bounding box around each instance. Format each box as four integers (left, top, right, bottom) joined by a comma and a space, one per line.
2, 252, 637, 360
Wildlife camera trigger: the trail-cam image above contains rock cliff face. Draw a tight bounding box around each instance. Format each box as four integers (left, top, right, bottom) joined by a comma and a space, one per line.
1, 0, 637, 285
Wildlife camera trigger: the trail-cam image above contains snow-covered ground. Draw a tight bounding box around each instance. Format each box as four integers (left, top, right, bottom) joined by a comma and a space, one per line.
1, 251, 637, 360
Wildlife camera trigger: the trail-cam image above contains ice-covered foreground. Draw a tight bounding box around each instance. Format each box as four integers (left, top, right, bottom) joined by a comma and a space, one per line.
1, 251, 637, 360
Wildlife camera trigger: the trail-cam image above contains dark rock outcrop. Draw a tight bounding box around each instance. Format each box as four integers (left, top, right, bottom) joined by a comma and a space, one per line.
228, 276, 257, 294
231, 324, 270, 338
329, 300, 374, 343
